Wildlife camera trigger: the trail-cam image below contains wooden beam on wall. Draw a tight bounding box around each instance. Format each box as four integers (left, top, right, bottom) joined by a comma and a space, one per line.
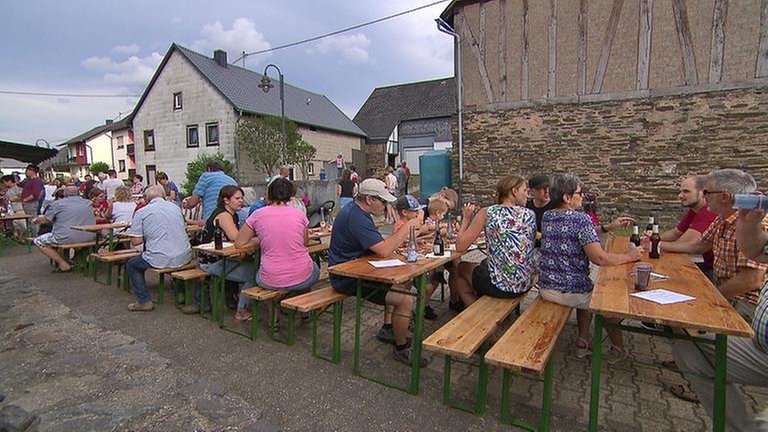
672, 0, 699, 85
548, 0, 558, 98
757, 0, 768, 77
479, 2, 486, 61
592, 0, 624, 93
500, 0, 508, 102
709, 0, 728, 83
522, 0, 530, 100
459, 11, 496, 103
637, 0, 653, 90
578, 0, 588, 94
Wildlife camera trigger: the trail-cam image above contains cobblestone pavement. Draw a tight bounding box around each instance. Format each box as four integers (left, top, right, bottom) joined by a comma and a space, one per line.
0, 244, 766, 431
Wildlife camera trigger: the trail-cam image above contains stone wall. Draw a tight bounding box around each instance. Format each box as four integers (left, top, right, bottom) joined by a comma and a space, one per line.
365, 143, 386, 179
455, 87, 768, 227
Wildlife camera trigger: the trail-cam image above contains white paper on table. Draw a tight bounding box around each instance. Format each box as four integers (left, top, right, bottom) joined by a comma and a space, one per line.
630, 289, 695, 305
369, 259, 406, 268
448, 244, 456, 251
424, 251, 452, 259
650, 272, 670, 282
197, 241, 234, 250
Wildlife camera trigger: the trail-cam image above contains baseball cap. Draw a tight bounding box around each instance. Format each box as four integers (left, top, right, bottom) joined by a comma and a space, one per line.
395, 195, 423, 212
358, 178, 396, 202
528, 174, 550, 189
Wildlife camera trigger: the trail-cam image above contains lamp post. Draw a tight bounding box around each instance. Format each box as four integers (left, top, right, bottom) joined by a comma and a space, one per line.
436, 18, 464, 207
258, 64, 286, 166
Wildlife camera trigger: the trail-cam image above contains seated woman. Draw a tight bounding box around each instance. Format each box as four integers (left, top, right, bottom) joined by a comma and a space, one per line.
106, 185, 136, 224
539, 173, 642, 361
86, 187, 108, 224
235, 178, 320, 313
182, 185, 258, 320
453, 175, 537, 306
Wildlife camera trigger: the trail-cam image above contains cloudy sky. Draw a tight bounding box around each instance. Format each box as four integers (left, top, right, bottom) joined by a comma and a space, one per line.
0, 0, 454, 145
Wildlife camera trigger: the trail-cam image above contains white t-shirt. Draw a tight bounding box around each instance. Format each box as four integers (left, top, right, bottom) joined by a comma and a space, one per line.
111, 201, 136, 224
102, 178, 124, 200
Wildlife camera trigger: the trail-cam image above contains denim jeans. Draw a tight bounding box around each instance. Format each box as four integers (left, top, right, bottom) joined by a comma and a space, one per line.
126, 255, 153, 304
195, 258, 258, 309
252, 261, 321, 309
339, 197, 353, 209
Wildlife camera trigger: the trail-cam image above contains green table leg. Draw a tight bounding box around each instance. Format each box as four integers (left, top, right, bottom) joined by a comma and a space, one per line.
353, 279, 363, 375
713, 334, 727, 432
589, 314, 604, 432
409, 273, 427, 395
540, 356, 555, 432
105, 261, 112, 285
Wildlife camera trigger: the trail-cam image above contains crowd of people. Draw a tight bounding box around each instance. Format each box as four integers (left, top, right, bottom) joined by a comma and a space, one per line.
5, 157, 768, 429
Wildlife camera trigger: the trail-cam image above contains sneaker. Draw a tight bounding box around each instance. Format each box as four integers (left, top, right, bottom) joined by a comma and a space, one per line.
127, 302, 155, 312
393, 346, 429, 367
180, 304, 199, 315
424, 306, 438, 321
376, 325, 395, 344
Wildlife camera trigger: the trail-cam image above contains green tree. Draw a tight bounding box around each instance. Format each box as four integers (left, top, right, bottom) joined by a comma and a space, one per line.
181, 152, 236, 195
89, 161, 110, 176
287, 139, 316, 179
238, 116, 301, 178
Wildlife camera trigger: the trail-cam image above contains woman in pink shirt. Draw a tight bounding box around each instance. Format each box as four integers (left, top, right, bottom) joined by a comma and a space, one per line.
235, 178, 319, 293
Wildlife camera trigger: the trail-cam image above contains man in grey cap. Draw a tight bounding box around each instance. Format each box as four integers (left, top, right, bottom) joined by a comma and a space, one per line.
328, 178, 427, 366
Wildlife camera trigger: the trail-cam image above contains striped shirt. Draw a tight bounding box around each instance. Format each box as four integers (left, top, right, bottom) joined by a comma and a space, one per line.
702, 212, 768, 304
192, 171, 237, 220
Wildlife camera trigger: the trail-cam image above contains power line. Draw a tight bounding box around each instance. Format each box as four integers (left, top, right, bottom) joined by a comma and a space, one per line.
0, 90, 141, 98
234, 0, 450, 63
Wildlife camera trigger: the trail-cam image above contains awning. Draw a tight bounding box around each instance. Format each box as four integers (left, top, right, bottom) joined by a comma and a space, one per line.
0, 140, 59, 164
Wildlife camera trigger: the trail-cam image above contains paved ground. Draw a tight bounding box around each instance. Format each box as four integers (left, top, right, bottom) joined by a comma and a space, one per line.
0, 243, 766, 431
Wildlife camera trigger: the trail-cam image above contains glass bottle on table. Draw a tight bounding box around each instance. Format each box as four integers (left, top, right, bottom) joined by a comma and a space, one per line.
319, 207, 326, 229
213, 219, 223, 250
649, 224, 661, 259
406, 226, 418, 263
644, 214, 655, 237
629, 223, 641, 249
433, 221, 444, 256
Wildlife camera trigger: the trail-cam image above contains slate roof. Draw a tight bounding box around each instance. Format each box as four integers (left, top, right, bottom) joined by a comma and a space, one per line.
353, 78, 455, 142
133, 44, 365, 137
59, 123, 113, 147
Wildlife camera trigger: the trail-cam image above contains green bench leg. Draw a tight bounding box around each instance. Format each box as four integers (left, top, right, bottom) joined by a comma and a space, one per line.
250, 300, 259, 340
269, 301, 296, 345
540, 357, 555, 432
105, 262, 113, 286
92, 259, 99, 282
311, 301, 344, 364
441, 341, 489, 416
157, 274, 165, 305
500, 356, 555, 432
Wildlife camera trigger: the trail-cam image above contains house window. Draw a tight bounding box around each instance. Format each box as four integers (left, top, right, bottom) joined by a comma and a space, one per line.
307, 163, 314, 175
146, 165, 157, 186
118, 160, 126, 172
76, 144, 84, 156
187, 125, 199, 147
206, 123, 219, 146
144, 130, 155, 151
116, 136, 124, 149
128, 168, 136, 179
173, 92, 182, 110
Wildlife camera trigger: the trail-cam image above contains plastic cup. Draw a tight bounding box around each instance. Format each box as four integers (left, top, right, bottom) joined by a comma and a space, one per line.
634, 263, 652, 291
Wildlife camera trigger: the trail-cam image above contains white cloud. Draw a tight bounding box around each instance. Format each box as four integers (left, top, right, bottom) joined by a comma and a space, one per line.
172, 16, 183, 24
111, 44, 140, 55
192, 18, 271, 62
307, 33, 372, 64
80, 52, 163, 87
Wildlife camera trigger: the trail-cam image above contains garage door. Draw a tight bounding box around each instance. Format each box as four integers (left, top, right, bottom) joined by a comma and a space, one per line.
400, 135, 435, 175
402, 147, 431, 175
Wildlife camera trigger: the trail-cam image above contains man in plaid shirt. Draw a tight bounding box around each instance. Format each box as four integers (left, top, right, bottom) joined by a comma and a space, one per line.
669, 200, 768, 431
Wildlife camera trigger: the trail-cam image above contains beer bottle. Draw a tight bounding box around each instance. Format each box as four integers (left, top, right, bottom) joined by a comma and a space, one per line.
406, 226, 418, 262
629, 224, 641, 249
213, 219, 223, 250
433, 221, 445, 256
645, 214, 654, 237
649, 224, 661, 259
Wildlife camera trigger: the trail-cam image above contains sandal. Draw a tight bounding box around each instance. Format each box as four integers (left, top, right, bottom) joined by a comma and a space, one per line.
51, 266, 73, 273
574, 338, 591, 359
234, 309, 252, 322
127, 302, 155, 312
670, 383, 700, 403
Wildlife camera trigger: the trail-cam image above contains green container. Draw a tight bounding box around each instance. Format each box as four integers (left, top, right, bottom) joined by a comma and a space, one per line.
419, 150, 452, 198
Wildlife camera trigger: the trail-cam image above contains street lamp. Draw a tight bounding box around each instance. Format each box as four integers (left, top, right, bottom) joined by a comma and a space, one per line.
258, 64, 286, 165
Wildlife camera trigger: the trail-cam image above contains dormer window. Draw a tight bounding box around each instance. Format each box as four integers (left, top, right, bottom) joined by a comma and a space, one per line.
173, 92, 182, 110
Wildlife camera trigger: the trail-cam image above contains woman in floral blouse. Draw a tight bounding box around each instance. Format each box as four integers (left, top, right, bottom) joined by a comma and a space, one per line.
539, 173, 642, 361
453, 175, 537, 306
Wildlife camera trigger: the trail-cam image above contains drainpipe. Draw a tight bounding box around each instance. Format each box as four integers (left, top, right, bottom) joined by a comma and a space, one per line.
235, 109, 243, 181
436, 18, 464, 206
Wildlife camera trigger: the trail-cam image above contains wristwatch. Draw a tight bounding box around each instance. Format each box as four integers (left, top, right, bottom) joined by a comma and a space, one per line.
763, 242, 768, 257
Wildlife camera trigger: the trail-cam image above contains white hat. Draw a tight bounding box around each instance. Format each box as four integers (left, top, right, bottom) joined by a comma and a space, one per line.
358, 179, 396, 202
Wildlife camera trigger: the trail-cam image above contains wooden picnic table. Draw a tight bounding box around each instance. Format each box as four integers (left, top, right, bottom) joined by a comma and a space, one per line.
0, 213, 36, 254
588, 236, 753, 432
328, 246, 465, 395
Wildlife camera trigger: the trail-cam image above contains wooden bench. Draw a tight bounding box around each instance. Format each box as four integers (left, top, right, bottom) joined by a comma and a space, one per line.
484, 297, 572, 432
423, 294, 524, 415
90, 249, 141, 288
170, 268, 211, 312
148, 260, 198, 304
241, 285, 291, 341
54, 241, 98, 273
280, 280, 349, 364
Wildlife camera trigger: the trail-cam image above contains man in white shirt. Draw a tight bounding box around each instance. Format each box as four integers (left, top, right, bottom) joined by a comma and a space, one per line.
101, 169, 124, 200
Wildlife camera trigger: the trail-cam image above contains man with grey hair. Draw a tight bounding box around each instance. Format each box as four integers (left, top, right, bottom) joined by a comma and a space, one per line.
125, 185, 192, 311
32, 186, 95, 272
665, 169, 768, 403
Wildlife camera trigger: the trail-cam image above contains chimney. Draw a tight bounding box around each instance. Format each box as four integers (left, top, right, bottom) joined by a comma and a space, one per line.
213, 49, 227, 67
105, 119, 113, 125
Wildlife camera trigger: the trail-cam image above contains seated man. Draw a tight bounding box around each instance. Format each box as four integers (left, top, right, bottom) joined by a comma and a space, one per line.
125, 185, 192, 311
658, 175, 717, 278
32, 186, 96, 272
328, 179, 425, 366
669, 202, 768, 431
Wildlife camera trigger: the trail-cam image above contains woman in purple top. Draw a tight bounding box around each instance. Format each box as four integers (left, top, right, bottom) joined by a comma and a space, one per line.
539, 174, 643, 360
